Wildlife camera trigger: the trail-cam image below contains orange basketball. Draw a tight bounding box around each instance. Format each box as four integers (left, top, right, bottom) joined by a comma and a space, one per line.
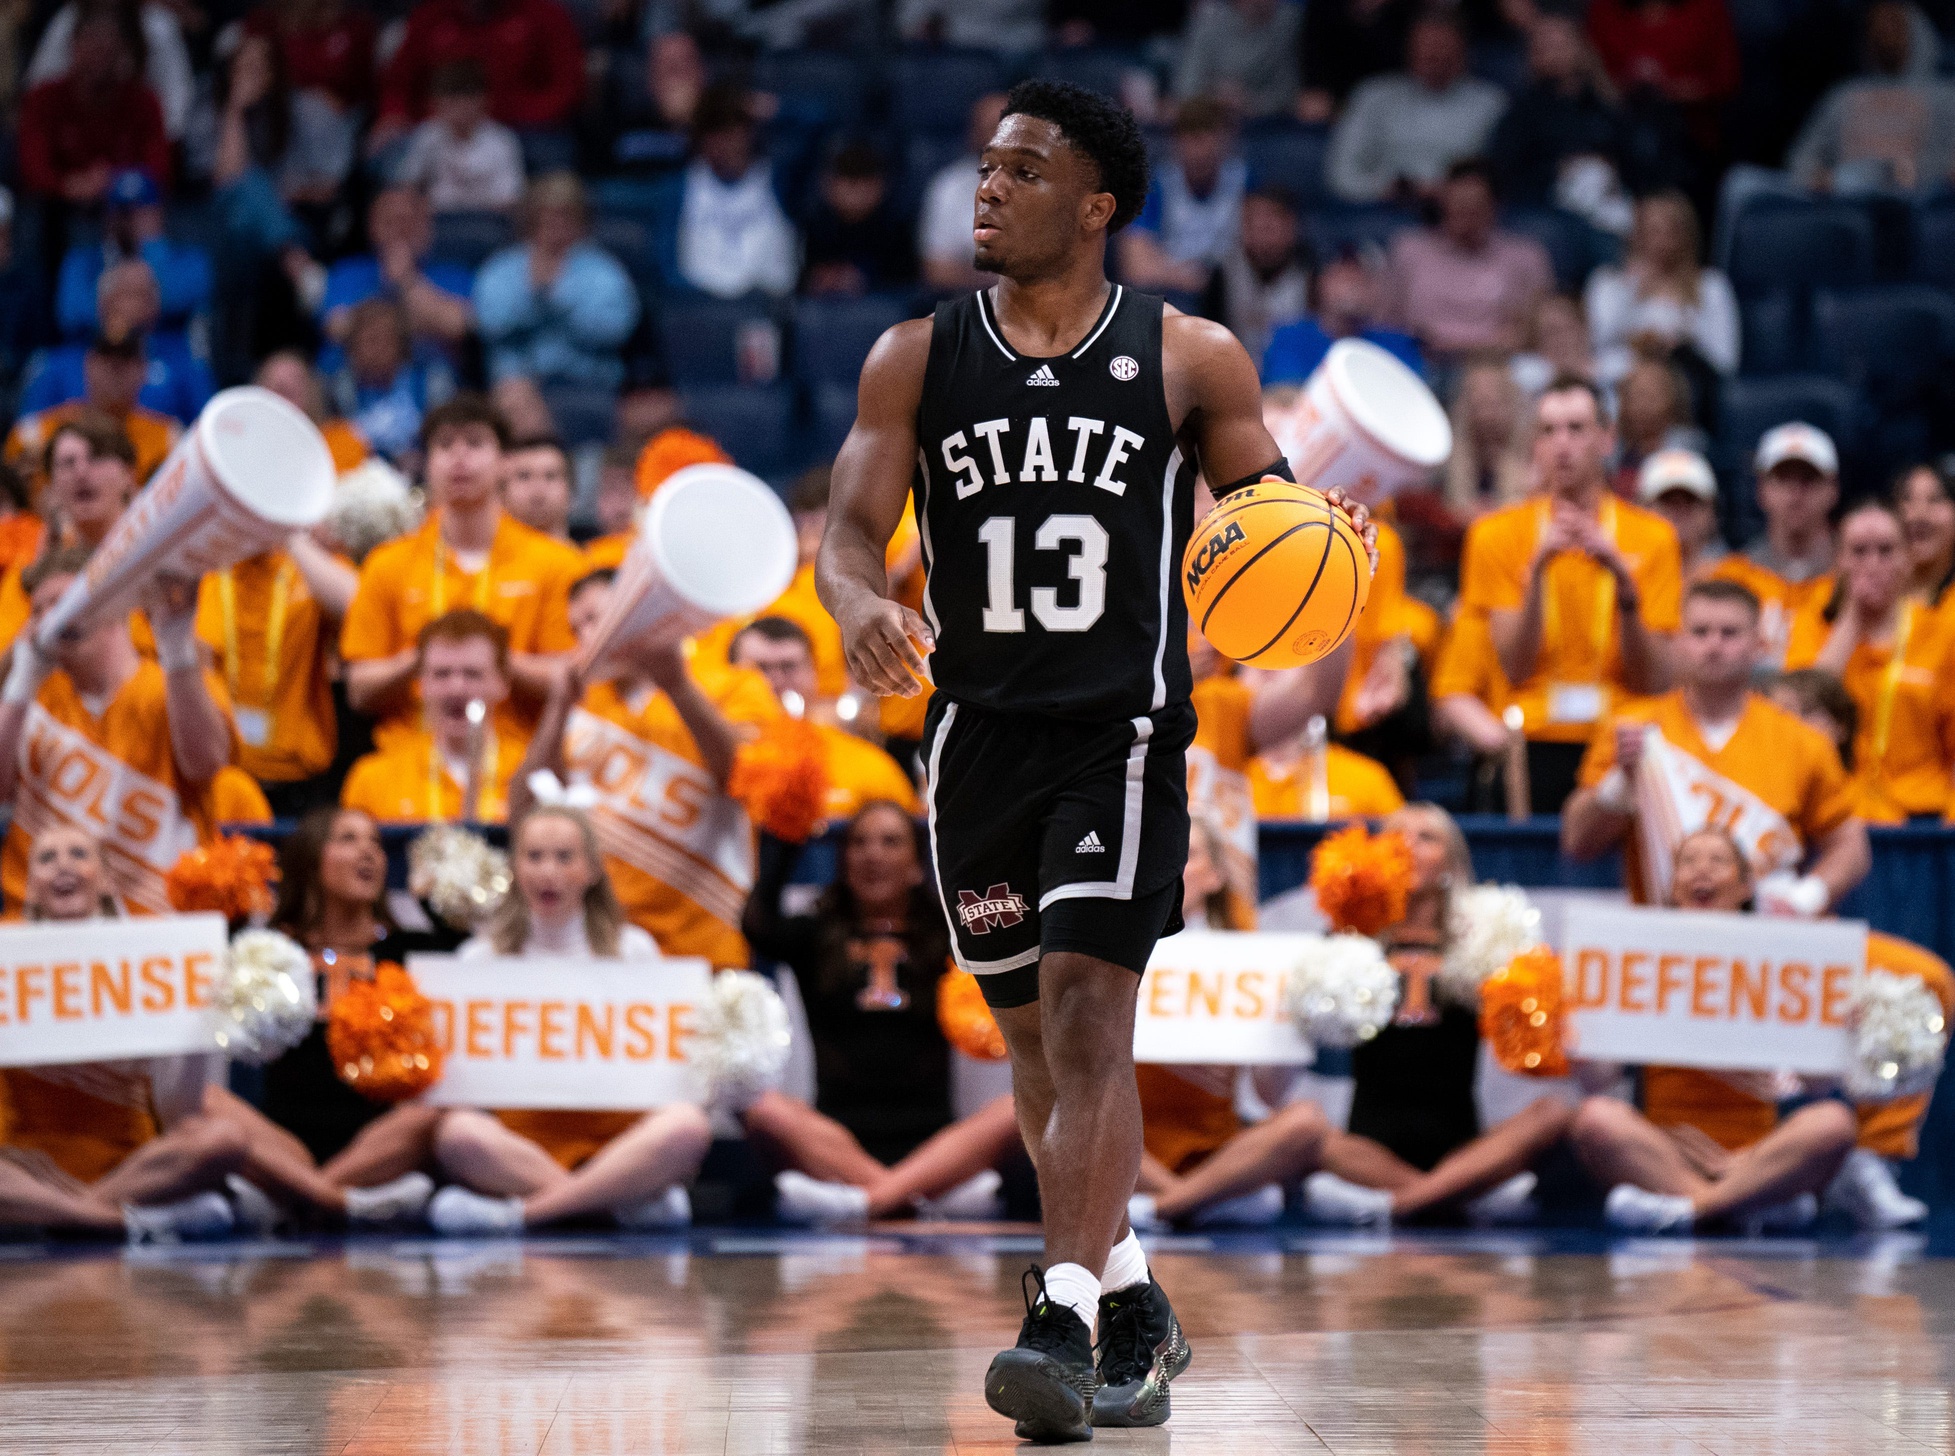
1182, 480, 1371, 668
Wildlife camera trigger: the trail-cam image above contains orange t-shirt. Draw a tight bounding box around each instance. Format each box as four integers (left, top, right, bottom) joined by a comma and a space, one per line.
206, 766, 273, 823
0, 1063, 159, 1183
195, 550, 340, 784
1704, 552, 1834, 671
1335, 520, 1442, 735
0, 514, 43, 573
817, 720, 920, 823
1783, 600, 1955, 822
339, 726, 527, 824
1249, 742, 1406, 820
583, 533, 632, 572
565, 669, 781, 966
1576, 691, 1856, 903
1, 662, 238, 914
3, 403, 179, 500
1645, 931, 1954, 1155
340, 511, 584, 748
1459, 496, 1683, 742
1428, 607, 1512, 714
321, 418, 368, 473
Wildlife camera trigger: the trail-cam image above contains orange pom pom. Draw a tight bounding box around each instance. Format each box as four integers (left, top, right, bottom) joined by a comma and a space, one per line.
730, 717, 831, 842
937, 968, 1007, 1060
1309, 824, 1414, 937
326, 962, 444, 1102
1479, 946, 1571, 1077
165, 835, 280, 922
635, 426, 732, 499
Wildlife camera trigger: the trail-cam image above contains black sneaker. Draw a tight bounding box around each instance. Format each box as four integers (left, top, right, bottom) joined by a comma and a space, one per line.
1091, 1277, 1190, 1427
984, 1267, 1098, 1443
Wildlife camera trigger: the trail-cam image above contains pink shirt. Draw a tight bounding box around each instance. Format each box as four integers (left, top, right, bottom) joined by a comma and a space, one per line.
1388, 229, 1554, 358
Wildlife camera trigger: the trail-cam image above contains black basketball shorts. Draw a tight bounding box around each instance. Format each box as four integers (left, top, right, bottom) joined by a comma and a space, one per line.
922, 696, 1195, 1009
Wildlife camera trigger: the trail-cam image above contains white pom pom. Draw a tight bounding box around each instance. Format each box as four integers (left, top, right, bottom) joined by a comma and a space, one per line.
408, 825, 511, 930
211, 929, 316, 1065
330, 460, 426, 563
1437, 884, 1543, 1010
1284, 933, 1400, 1049
1847, 969, 1949, 1100
693, 969, 793, 1108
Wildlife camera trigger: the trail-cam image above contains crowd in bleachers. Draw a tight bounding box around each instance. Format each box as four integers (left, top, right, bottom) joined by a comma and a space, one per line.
0, 0, 1954, 1243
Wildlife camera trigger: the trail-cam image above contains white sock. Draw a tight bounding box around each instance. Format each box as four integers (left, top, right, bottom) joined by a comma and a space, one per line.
1101, 1230, 1150, 1293
1042, 1261, 1101, 1332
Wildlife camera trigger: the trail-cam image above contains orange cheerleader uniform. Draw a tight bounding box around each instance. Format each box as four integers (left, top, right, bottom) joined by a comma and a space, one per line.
0, 1063, 158, 1184
1137, 1064, 1242, 1175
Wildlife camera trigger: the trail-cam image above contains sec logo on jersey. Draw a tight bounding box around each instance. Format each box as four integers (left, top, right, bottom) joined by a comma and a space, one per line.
1109, 355, 1139, 381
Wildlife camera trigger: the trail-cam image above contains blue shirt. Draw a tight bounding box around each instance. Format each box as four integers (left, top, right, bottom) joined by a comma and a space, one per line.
20, 336, 215, 423
318, 254, 475, 322
1260, 319, 1425, 386
329, 358, 455, 461
472, 242, 640, 389
57, 239, 214, 340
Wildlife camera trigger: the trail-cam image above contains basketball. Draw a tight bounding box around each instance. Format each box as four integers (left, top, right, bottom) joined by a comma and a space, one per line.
1182, 479, 1372, 668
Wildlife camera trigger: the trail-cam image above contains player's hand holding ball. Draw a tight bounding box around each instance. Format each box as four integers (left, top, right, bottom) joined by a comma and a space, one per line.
837, 595, 935, 699
1183, 478, 1374, 668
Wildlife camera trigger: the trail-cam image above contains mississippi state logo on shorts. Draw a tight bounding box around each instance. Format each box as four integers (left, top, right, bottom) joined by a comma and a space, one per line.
957, 885, 1030, 934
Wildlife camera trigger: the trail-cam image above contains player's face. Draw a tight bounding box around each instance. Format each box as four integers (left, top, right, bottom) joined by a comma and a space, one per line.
973, 115, 1113, 280
318, 810, 387, 909
26, 826, 105, 920
514, 812, 596, 924
428, 424, 503, 509
842, 804, 921, 907
1670, 832, 1749, 911
420, 636, 510, 734
503, 446, 572, 537
1676, 597, 1761, 688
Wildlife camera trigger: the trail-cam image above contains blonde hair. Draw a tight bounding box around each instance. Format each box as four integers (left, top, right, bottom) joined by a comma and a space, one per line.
1443, 358, 1534, 516
1383, 802, 1474, 944
1630, 191, 1704, 308
490, 807, 624, 956
1187, 812, 1243, 931
523, 171, 588, 234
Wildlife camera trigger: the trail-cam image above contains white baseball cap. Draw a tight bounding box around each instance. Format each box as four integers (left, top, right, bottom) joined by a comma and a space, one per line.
1754, 422, 1839, 476
1638, 448, 1717, 504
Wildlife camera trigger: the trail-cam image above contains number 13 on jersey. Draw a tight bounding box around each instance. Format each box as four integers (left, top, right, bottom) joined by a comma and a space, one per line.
977, 514, 1109, 633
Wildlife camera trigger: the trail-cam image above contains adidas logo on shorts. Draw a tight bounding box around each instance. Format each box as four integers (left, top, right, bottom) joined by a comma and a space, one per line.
1075, 831, 1106, 854
1025, 363, 1060, 387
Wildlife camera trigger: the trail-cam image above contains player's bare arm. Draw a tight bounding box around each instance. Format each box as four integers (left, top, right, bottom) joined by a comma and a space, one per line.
816, 318, 936, 700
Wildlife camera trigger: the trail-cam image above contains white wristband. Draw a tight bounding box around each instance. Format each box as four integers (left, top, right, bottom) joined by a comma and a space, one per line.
1594, 766, 1632, 813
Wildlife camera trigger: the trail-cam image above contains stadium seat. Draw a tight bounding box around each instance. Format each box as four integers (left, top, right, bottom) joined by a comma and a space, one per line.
896, 132, 971, 222
1726, 199, 1875, 298
754, 50, 869, 128
678, 384, 798, 478
1240, 122, 1330, 207
890, 48, 1007, 135
1030, 48, 1133, 100
1504, 207, 1605, 291
1738, 293, 1807, 377
540, 382, 617, 447
791, 295, 910, 387
811, 380, 857, 459
590, 215, 659, 294
657, 295, 786, 387
431, 211, 516, 272
1811, 285, 1955, 396
1309, 204, 1418, 260
1910, 197, 1955, 290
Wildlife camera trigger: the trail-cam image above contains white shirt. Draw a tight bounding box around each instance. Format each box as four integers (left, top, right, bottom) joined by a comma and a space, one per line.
395, 118, 526, 214
459, 919, 661, 959
1584, 266, 1741, 383
918, 154, 979, 266
677, 160, 798, 299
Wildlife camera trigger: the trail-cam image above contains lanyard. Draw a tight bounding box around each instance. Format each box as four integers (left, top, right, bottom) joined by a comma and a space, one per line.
431, 533, 494, 616
1871, 599, 1917, 768
427, 724, 498, 820
216, 558, 296, 711
1539, 499, 1618, 679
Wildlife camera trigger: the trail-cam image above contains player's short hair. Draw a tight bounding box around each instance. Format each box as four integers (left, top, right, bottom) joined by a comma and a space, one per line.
730, 614, 813, 661
421, 393, 509, 452
1000, 79, 1150, 234
1683, 577, 1760, 620
416, 608, 510, 673
22, 544, 94, 596
46, 410, 136, 473
1538, 373, 1611, 425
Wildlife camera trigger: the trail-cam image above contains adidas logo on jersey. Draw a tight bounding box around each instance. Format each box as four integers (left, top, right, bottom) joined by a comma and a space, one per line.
1025, 364, 1061, 387
1076, 831, 1106, 854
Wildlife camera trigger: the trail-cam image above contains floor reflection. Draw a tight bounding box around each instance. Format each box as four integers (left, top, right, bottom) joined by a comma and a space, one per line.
0, 1232, 1949, 1453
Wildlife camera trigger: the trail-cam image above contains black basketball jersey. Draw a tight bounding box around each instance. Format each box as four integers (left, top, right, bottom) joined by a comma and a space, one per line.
912, 285, 1197, 722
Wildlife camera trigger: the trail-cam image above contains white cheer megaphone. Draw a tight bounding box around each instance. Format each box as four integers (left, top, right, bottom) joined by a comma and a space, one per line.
577, 463, 797, 676
1275, 339, 1453, 506
35, 387, 335, 650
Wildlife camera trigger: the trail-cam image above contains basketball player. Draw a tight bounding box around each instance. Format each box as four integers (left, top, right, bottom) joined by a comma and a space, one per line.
817, 81, 1375, 1443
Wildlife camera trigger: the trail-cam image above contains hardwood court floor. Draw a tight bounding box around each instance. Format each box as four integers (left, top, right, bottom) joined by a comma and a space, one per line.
0, 1226, 1951, 1455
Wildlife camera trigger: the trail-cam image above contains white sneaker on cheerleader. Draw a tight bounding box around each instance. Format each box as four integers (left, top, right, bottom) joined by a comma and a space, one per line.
1740, 1192, 1818, 1237
225, 1175, 280, 1237
1825, 1148, 1929, 1230
1127, 1192, 1167, 1232
915, 1168, 1004, 1221
1190, 1182, 1286, 1228
1464, 1172, 1539, 1227
428, 1186, 525, 1237
123, 1191, 236, 1244
344, 1172, 436, 1226
1604, 1184, 1695, 1235
1303, 1172, 1393, 1228
616, 1185, 692, 1230
774, 1171, 870, 1226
